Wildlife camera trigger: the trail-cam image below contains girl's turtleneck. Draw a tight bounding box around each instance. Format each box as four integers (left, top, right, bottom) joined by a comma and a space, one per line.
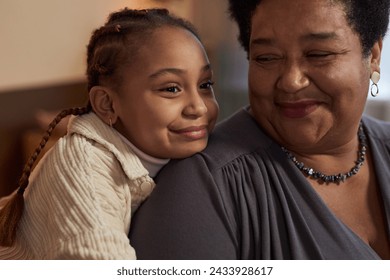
117, 133, 170, 178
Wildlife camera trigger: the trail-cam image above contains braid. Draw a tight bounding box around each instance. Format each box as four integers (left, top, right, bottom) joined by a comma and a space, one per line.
0, 106, 90, 246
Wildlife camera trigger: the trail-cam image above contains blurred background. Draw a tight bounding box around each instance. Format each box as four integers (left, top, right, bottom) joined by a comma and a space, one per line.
0, 0, 389, 197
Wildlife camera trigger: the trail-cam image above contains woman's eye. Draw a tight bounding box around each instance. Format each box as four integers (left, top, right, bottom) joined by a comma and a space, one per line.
200, 80, 214, 89
307, 52, 334, 58
255, 55, 280, 64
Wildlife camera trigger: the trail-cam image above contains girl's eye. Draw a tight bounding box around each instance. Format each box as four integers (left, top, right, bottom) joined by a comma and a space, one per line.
200, 80, 214, 89
161, 86, 181, 93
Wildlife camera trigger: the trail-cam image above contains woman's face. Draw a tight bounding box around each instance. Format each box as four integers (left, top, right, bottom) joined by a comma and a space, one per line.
112, 26, 218, 159
248, 0, 382, 151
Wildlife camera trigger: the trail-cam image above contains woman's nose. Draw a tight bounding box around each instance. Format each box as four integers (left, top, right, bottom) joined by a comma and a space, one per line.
276, 61, 310, 93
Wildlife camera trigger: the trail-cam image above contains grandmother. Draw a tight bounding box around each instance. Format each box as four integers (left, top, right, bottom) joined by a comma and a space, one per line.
130, 0, 390, 259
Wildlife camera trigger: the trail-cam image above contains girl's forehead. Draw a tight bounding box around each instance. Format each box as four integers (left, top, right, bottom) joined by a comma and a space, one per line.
120, 26, 208, 78
132, 26, 203, 58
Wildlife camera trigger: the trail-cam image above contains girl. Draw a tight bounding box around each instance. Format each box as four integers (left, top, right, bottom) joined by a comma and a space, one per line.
0, 8, 218, 259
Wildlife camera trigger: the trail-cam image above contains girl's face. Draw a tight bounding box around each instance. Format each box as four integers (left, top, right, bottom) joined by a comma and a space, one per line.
248, 0, 382, 151
112, 26, 218, 159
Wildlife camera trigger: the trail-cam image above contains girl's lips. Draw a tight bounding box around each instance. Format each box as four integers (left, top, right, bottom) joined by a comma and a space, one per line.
278, 101, 320, 118
172, 126, 208, 140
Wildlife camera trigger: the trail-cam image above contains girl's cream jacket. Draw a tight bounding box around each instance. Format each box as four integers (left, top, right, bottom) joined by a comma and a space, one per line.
0, 112, 155, 259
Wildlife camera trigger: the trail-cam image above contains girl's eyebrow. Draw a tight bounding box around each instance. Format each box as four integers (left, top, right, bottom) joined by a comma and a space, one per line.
202, 64, 212, 72
149, 64, 212, 79
149, 68, 185, 79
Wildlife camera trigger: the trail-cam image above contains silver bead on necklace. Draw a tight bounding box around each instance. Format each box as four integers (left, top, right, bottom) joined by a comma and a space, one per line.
281, 123, 367, 184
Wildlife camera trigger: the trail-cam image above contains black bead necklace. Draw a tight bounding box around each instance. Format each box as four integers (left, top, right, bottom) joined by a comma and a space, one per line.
281, 123, 367, 184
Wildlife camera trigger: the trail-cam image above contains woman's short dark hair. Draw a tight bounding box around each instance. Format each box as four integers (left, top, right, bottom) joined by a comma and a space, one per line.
228, 0, 390, 57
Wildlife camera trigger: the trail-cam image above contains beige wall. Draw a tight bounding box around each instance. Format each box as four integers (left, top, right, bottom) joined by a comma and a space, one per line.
0, 0, 194, 93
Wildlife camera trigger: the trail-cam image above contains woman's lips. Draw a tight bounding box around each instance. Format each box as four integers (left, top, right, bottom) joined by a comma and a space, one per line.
278, 101, 320, 118
172, 126, 208, 140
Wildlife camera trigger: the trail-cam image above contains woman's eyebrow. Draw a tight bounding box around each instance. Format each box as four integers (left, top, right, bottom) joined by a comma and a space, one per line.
250, 37, 275, 47
301, 31, 339, 41
250, 32, 340, 47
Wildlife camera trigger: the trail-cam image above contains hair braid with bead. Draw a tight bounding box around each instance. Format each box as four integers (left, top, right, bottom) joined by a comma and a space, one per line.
0, 106, 90, 246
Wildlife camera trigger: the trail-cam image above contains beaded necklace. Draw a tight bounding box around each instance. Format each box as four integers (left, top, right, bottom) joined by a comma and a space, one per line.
281, 123, 367, 183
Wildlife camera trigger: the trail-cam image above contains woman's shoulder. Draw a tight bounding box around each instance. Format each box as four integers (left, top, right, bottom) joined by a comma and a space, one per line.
201, 108, 274, 169
362, 114, 390, 142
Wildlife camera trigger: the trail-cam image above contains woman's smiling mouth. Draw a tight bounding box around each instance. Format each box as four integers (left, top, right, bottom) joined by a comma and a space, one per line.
277, 101, 320, 118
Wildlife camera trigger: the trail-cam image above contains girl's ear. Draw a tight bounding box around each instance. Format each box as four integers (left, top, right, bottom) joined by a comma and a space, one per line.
89, 86, 118, 125
370, 38, 383, 73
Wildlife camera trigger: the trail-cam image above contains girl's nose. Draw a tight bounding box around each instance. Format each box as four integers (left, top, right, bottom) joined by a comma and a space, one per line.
183, 91, 208, 118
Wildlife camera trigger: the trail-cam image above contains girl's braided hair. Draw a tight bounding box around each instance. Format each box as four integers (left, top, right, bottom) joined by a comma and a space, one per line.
0, 107, 90, 246
0, 8, 200, 247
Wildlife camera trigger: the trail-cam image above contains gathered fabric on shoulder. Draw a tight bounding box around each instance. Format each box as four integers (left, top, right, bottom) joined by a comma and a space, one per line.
130, 108, 390, 260
0, 112, 155, 259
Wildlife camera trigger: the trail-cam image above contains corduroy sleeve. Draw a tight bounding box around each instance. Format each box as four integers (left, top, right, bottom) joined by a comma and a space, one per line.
19, 134, 136, 259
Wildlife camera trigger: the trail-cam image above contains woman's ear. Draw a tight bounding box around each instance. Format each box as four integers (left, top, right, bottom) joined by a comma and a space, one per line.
370, 38, 383, 73
89, 86, 118, 125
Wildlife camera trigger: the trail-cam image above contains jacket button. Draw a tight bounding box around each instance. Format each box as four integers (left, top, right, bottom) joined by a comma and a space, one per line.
140, 181, 153, 193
